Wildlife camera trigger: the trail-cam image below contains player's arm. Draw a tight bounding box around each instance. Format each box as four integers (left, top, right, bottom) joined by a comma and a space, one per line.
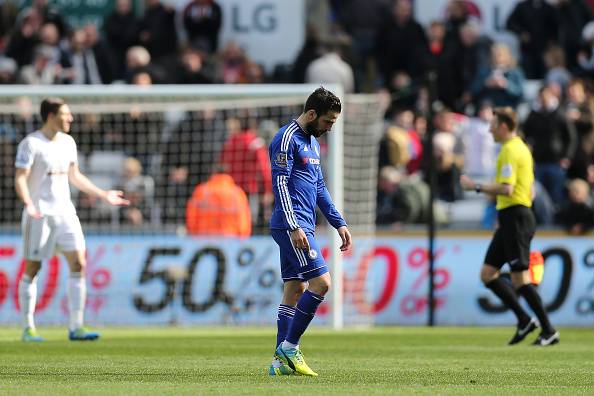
14, 138, 41, 218
270, 135, 308, 249
316, 168, 352, 251
15, 167, 41, 218
460, 175, 514, 196
68, 163, 130, 206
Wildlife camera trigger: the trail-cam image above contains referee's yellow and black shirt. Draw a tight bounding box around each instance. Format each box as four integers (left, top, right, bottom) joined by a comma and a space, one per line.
495, 136, 534, 210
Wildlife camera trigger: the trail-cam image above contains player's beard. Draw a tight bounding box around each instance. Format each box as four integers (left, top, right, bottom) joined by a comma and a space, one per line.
305, 118, 326, 138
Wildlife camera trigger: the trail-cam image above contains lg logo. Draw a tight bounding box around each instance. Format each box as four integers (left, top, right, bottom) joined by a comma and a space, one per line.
231, 3, 277, 33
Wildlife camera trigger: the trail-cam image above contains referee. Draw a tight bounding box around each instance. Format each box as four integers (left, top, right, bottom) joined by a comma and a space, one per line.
460, 107, 559, 346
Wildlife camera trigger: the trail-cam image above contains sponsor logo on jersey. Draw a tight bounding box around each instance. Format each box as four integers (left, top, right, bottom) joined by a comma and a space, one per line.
302, 157, 319, 165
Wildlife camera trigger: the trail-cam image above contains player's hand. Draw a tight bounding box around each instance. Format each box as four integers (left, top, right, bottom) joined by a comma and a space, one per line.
25, 203, 42, 219
290, 228, 310, 251
459, 175, 475, 191
337, 226, 352, 252
103, 190, 130, 206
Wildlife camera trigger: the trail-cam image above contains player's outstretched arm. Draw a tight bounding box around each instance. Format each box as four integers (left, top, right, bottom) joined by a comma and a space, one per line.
68, 164, 130, 206
337, 226, 352, 252
15, 167, 42, 218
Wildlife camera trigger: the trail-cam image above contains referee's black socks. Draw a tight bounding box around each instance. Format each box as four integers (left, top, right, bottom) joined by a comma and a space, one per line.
518, 284, 556, 335
486, 278, 531, 325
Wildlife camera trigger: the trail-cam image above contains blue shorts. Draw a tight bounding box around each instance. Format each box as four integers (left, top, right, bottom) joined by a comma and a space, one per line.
270, 228, 328, 282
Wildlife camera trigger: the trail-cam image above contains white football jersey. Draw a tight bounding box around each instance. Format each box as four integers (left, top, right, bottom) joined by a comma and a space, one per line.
15, 131, 78, 215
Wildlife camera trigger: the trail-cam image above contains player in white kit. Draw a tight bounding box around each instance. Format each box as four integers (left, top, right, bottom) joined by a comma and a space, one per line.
15, 98, 130, 342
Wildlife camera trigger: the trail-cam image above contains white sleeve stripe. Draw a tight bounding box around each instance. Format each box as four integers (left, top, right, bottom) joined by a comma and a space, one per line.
279, 176, 299, 228
277, 175, 299, 229
286, 230, 308, 267
281, 123, 296, 151
281, 175, 299, 229
281, 123, 298, 152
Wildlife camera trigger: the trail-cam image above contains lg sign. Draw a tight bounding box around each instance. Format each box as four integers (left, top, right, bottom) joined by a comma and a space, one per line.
231, 3, 277, 33
218, 0, 305, 71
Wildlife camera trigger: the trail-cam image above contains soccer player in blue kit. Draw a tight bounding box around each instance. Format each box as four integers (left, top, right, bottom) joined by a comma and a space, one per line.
268, 87, 352, 376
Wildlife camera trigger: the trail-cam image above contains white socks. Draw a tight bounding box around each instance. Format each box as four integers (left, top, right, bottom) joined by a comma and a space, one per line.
18, 274, 37, 330
282, 340, 298, 350
68, 272, 86, 331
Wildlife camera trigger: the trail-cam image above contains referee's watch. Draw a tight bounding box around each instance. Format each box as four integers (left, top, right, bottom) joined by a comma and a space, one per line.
475, 184, 482, 193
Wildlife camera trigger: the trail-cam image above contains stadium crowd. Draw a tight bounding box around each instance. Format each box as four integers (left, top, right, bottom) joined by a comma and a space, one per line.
2, 0, 594, 234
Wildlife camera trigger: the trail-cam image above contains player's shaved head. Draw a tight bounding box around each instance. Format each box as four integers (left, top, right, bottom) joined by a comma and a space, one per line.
40, 97, 66, 122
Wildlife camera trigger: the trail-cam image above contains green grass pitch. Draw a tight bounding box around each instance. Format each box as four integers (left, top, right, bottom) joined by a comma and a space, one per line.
1, 327, 593, 395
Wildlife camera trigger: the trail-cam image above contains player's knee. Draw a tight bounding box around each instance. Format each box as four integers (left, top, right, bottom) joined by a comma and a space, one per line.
24, 261, 41, 278
308, 275, 331, 296
71, 258, 86, 273
480, 266, 498, 285
293, 283, 307, 301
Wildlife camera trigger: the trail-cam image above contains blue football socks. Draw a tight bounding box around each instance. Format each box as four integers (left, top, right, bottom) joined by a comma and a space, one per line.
285, 290, 324, 345
276, 304, 296, 348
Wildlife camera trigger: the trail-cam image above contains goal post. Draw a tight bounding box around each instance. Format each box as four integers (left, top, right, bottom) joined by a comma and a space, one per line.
0, 84, 383, 328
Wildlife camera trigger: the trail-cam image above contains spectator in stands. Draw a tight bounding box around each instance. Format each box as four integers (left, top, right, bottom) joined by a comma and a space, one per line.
431, 108, 464, 202
555, 178, 594, 234
176, 46, 215, 84
378, 114, 411, 172
182, 0, 222, 54
139, 0, 178, 60
117, 157, 155, 225
567, 130, 594, 183
407, 112, 426, 175
219, 115, 273, 232
543, 45, 572, 94
376, 0, 427, 86
28, 0, 68, 37
334, 0, 389, 92
0, 56, 18, 84
17, 44, 61, 84
443, 0, 469, 48
60, 28, 108, 85
305, 36, 355, 93
422, 20, 452, 107
218, 41, 250, 84
578, 21, 594, 76
523, 85, 576, 204
124, 45, 164, 83
292, 25, 322, 84
452, 18, 493, 112
461, 101, 496, 180
470, 43, 524, 109
5, 8, 43, 67
104, 0, 140, 81
376, 165, 431, 226
83, 23, 116, 84
38, 22, 60, 49
555, 0, 593, 72
564, 78, 593, 140
185, 165, 251, 237
506, 0, 558, 79
131, 71, 152, 85
0, 0, 18, 44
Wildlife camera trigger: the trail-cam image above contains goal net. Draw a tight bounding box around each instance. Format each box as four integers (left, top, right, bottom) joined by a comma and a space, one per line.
0, 85, 383, 328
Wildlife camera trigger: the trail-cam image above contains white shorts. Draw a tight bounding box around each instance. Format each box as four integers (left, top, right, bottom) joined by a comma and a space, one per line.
21, 212, 86, 261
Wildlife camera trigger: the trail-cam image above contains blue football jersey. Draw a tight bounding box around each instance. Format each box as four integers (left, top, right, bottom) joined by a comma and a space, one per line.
269, 120, 346, 232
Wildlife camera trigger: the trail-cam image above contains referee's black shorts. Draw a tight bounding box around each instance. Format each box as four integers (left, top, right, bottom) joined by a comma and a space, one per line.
484, 205, 536, 272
